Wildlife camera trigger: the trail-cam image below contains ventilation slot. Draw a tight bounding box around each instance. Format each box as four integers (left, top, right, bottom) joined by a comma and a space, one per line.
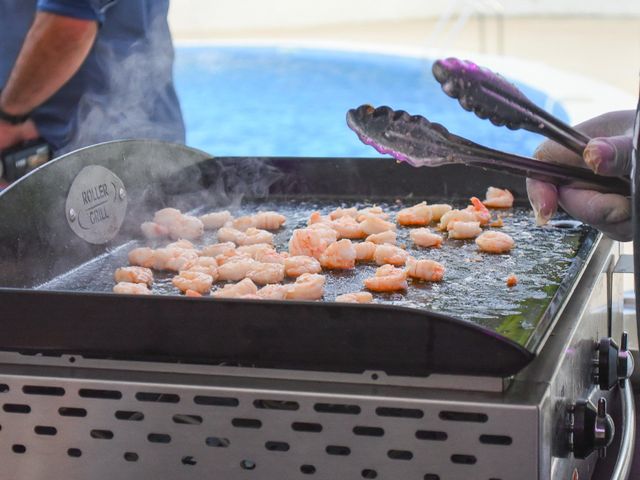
79, 389, 122, 400
135, 392, 179, 403
451, 454, 477, 465
300, 464, 316, 474
90, 430, 114, 440
173, 414, 202, 425
59, 407, 87, 417
194, 395, 239, 407
0, 384, 8, 393
424, 475, 440, 480
387, 450, 413, 460
3, 404, 30, 414
182, 456, 197, 466
362, 470, 378, 479
23, 385, 65, 396
353, 426, 384, 437
124, 452, 139, 462
479, 434, 512, 445
416, 430, 448, 441
265, 441, 290, 452
314, 403, 360, 415
326, 445, 351, 456
34, 426, 57, 436
376, 407, 423, 418
115, 410, 144, 421
439, 411, 488, 423
67, 448, 82, 458
292, 422, 322, 432
232, 418, 262, 429
148, 433, 171, 444
254, 399, 299, 411
12, 444, 26, 454
206, 436, 230, 448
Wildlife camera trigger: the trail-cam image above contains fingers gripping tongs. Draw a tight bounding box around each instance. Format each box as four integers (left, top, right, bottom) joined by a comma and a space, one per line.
346, 57, 630, 196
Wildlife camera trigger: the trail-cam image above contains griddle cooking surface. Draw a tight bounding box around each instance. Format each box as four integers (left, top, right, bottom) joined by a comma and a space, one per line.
39, 198, 587, 347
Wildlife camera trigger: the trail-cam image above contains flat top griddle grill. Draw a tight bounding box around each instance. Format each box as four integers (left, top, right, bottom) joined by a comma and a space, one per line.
39, 198, 590, 348
0, 140, 601, 378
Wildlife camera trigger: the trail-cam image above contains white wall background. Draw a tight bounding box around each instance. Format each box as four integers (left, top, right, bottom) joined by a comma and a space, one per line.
169, 0, 640, 35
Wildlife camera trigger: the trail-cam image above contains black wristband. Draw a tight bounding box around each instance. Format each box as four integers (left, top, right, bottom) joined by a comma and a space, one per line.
0, 90, 31, 125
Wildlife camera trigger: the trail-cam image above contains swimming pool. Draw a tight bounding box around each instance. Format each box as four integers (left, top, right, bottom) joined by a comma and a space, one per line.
174, 46, 569, 158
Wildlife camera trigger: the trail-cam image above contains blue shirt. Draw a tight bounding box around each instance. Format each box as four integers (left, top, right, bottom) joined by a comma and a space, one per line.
0, 0, 185, 155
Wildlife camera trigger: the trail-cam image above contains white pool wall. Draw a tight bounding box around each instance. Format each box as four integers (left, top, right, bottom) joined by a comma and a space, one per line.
169, 0, 640, 34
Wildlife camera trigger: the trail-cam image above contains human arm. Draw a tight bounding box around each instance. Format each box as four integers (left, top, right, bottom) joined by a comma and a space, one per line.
526, 110, 635, 241
0, 11, 98, 149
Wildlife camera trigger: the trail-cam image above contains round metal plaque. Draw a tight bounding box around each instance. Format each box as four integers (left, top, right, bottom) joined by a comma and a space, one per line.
65, 165, 128, 244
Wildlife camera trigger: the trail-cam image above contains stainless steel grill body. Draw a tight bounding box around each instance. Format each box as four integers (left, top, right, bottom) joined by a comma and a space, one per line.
0, 233, 622, 480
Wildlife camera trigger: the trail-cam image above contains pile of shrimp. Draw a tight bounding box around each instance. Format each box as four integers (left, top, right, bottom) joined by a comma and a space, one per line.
113, 186, 517, 300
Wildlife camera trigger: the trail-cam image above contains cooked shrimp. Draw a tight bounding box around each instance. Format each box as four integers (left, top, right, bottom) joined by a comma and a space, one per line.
166, 239, 195, 250
330, 216, 366, 239
373, 244, 409, 266
410, 228, 443, 248
448, 221, 482, 240
240, 228, 274, 246
406, 257, 445, 282
217, 227, 246, 244
185, 289, 202, 297
475, 231, 515, 253
200, 210, 232, 229
236, 243, 275, 259
169, 215, 204, 240
255, 250, 288, 265
128, 247, 155, 268
364, 264, 408, 292
483, 187, 514, 209
289, 228, 336, 259
397, 201, 432, 226
335, 292, 373, 303
360, 216, 396, 235
140, 221, 169, 240
153, 207, 182, 226
113, 282, 151, 295
506, 274, 518, 287
201, 242, 236, 257
329, 207, 358, 220
153, 247, 199, 272
357, 206, 389, 221
284, 255, 322, 278
286, 273, 325, 300
308, 211, 332, 225
231, 215, 256, 231
172, 271, 213, 294
354, 241, 377, 261
366, 230, 397, 245
319, 239, 357, 270
438, 209, 476, 231
465, 197, 491, 226
217, 257, 260, 282
187, 256, 219, 280
212, 278, 259, 298
246, 263, 285, 285
114, 266, 154, 285
253, 211, 286, 230
256, 284, 291, 300
429, 204, 452, 222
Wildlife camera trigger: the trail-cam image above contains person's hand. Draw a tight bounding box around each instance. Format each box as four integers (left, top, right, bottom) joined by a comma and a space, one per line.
526, 110, 635, 241
0, 119, 39, 151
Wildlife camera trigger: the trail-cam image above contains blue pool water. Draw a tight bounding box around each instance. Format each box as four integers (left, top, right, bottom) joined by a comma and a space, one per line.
174, 46, 569, 158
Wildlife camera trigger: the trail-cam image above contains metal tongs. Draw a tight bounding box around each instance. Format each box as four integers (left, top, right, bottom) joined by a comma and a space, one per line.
346, 57, 630, 196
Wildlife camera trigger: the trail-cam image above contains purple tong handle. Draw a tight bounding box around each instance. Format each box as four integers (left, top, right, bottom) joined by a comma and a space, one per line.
432, 58, 591, 156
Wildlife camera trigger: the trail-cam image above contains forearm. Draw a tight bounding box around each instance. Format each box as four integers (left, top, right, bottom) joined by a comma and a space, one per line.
0, 11, 97, 116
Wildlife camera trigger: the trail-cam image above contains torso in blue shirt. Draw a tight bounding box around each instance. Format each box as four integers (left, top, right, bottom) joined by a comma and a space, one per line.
0, 0, 185, 155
